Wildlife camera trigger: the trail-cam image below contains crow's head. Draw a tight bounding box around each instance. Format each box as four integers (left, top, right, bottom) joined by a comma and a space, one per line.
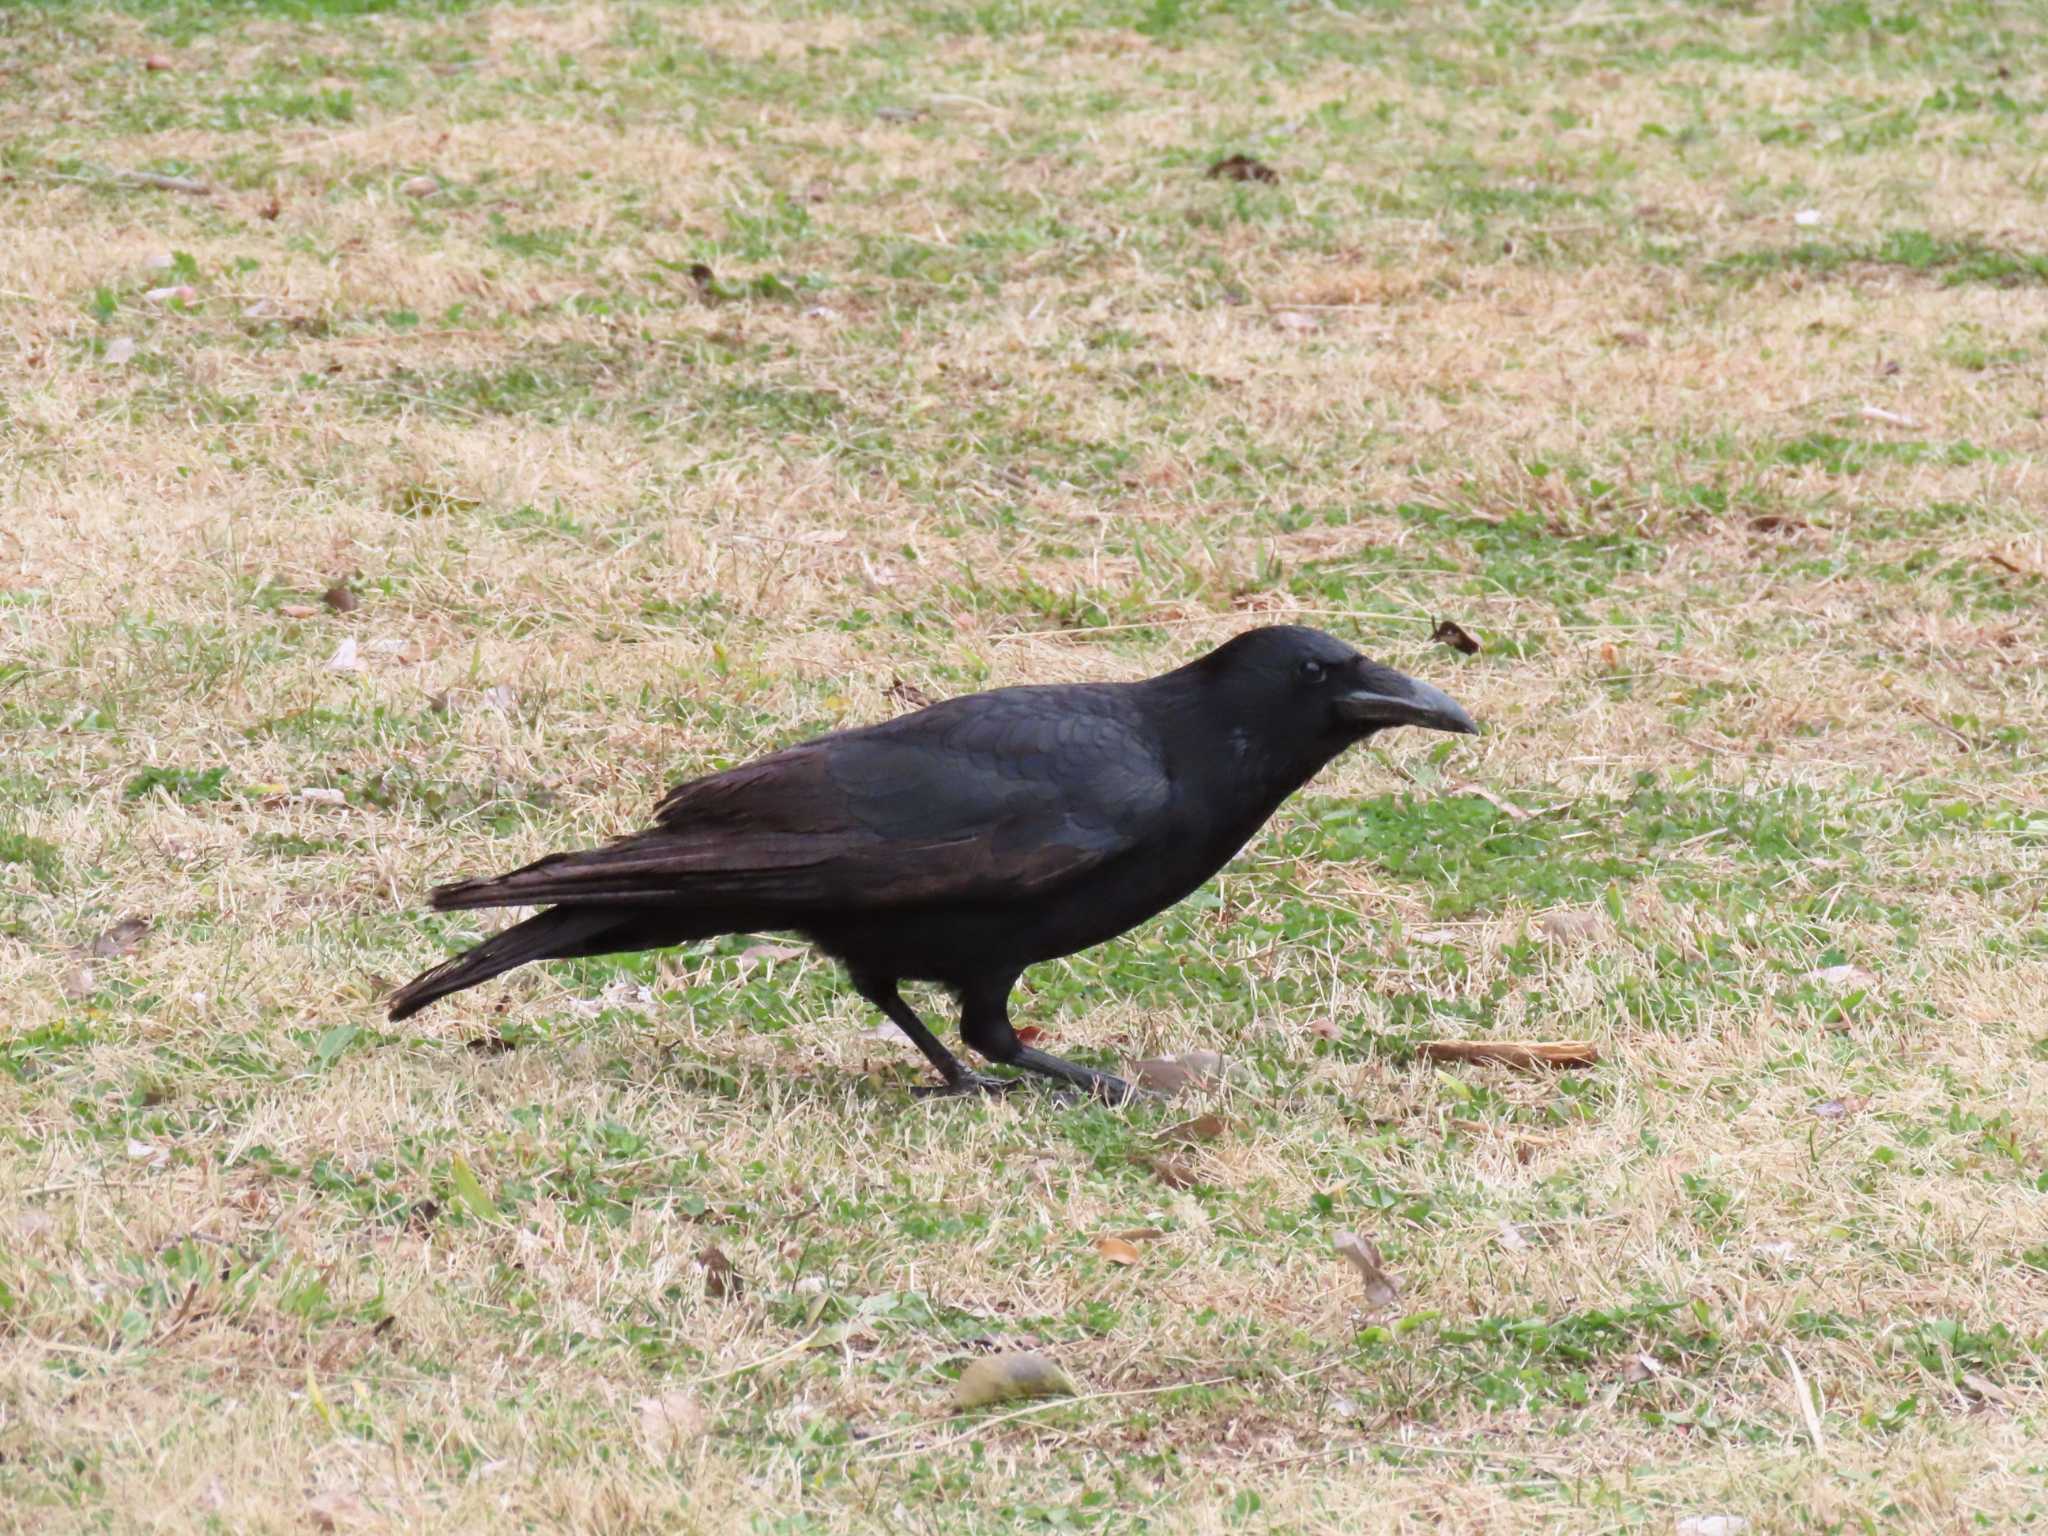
1194, 625, 1478, 750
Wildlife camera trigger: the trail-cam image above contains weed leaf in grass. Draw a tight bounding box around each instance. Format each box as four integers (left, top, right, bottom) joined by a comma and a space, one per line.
954, 1352, 1077, 1411
447, 1154, 501, 1223
313, 1025, 359, 1070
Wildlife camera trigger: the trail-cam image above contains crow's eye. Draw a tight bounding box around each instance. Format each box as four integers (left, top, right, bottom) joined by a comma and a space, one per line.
1300, 659, 1326, 683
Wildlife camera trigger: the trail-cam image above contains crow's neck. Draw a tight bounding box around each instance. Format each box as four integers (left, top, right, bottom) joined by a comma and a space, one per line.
1141, 677, 1352, 851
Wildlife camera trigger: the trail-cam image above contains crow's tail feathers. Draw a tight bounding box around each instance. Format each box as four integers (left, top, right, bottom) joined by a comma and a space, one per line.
387, 906, 630, 1021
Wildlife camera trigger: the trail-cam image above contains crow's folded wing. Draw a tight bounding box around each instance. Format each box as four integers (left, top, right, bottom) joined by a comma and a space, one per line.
428, 689, 1171, 912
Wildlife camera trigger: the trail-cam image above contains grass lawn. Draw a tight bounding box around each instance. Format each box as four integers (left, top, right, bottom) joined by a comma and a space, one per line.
3, 0, 2046, 1528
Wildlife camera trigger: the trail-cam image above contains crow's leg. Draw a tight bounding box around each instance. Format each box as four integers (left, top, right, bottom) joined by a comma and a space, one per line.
959, 978, 1135, 1105
851, 973, 1018, 1098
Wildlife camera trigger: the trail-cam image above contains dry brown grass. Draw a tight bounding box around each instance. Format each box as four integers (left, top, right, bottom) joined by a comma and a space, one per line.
3, 0, 2046, 1530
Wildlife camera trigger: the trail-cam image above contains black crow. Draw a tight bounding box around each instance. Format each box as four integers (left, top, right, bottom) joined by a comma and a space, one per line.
388, 625, 1477, 1101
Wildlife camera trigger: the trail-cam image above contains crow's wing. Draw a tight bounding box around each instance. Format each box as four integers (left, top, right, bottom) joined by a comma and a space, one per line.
428, 687, 1170, 912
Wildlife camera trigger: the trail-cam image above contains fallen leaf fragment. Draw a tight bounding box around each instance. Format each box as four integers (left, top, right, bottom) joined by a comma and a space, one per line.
1092, 1235, 1140, 1266
695, 1245, 741, 1300
1333, 1230, 1399, 1307
325, 637, 363, 673
1142, 1155, 1199, 1190
144, 53, 176, 72
400, 175, 439, 198
1306, 1016, 1341, 1042
953, 1351, 1076, 1410
1206, 153, 1278, 183
1418, 1039, 1599, 1070
144, 284, 196, 305
1431, 618, 1481, 655
737, 942, 803, 971
1128, 1051, 1225, 1096
278, 603, 320, 619
104, 337, 137, 367
1676, 1518, 1746, 1536
88, 915, 152, 959
1014, 1024, 1047, 1045
1160, 1112, 1229, 1144
1495, 1220, 1531, 1253
885, 675, 934, 712
1961, 1371, 2009, 1405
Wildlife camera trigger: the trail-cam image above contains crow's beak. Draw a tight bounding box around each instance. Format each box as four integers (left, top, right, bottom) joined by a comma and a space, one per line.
1334, 670, 1479, 735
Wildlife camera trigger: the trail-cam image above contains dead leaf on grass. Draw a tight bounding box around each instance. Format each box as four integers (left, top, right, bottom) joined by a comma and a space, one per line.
1092, 1235, 1140, 1265
1333, 1230, 1399, 1307
325, 637, 363, 673
953, 1351, 1076, 1410
88, 916, 151, 959
1621, 1352, 1663, 1382
1206, 153, 1278, 183
885, 675, 935, 712
1160, 1112, 1229, 1144
1430, 618, 1481, 655
695, 1245, 741, 1300
278, 603, 321, 619
1675, 1519, 1747, 1536
1418, 1039, 1599, 1070
736, 942, 803, 972
1141, 1155, 1200, 1190
1128, 1051, 1225, 1095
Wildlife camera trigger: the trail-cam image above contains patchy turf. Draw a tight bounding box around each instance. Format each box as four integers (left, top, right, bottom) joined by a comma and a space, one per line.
3, 0, 2046, 1529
